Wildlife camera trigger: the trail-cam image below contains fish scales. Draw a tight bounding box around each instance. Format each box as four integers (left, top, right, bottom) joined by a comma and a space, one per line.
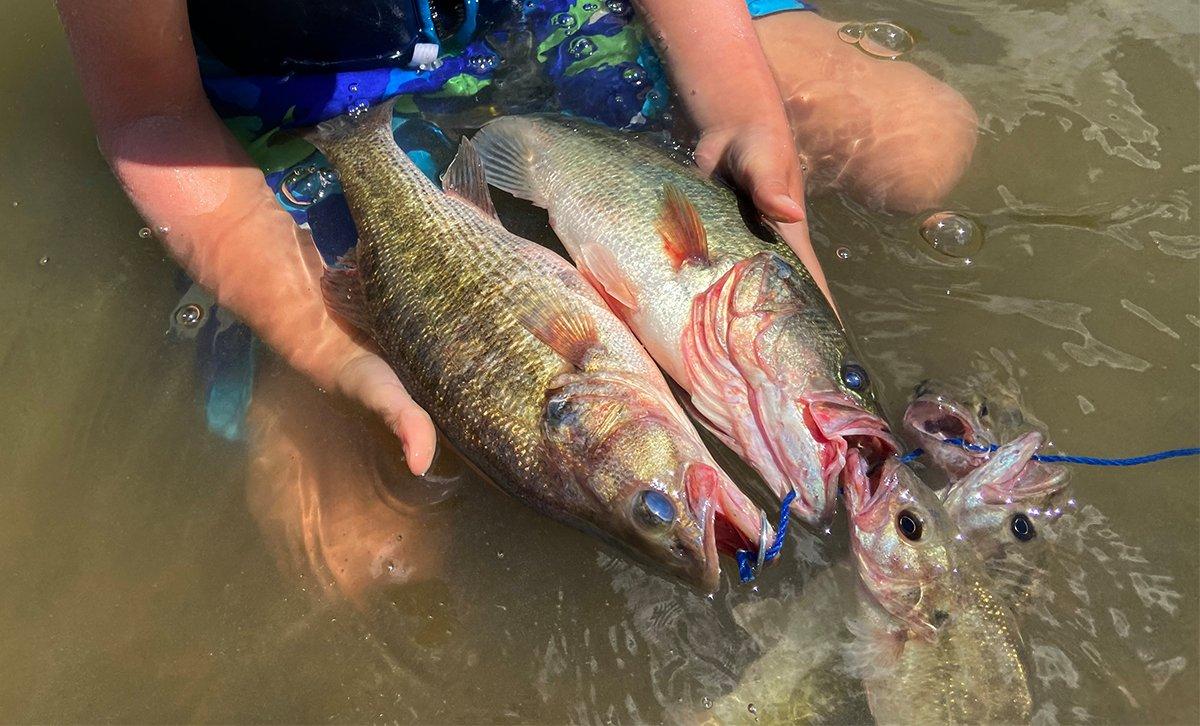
306, 108, 768, 591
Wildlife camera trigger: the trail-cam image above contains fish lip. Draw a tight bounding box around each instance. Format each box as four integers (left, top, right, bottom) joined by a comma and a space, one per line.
958, 431, 1071, 512
684, 463, 770, 583
842, 450, 904, 527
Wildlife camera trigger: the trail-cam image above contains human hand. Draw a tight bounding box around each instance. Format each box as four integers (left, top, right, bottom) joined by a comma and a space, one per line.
693, 118, 807, 224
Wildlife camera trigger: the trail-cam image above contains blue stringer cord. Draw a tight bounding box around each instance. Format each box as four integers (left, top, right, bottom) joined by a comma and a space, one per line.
904, 437, 1200, 467
736, 489, 795, 583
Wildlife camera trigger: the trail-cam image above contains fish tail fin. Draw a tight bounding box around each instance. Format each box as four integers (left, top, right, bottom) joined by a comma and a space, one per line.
471, 117, 546, 207
303, 102, 396, 156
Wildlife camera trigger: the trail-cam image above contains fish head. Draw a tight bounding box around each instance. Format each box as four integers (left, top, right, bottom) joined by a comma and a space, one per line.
903, 378, 1037, 481
542, 374, 765, 593
842, 452, 973, 642
941, 430, 1072, 562
714, 252, 898, 523
842, 453, 1033, 722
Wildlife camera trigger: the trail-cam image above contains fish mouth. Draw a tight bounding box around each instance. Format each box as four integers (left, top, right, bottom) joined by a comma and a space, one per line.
964, 431, 1071, 512
805, 391, 899, 514
842, 449, 903, 529
685, 463, 772, 582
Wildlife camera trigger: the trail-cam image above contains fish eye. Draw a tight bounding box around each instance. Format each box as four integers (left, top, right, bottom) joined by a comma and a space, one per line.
1010, 512, 1036, 542
633, 489, 676, 530
896, 509, 923, 542
841, 363, 870, 392
546, 395, 577, 428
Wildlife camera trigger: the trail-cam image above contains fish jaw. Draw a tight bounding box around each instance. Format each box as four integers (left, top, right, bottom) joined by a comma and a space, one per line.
681, 254, 897, 525
903, 392, 991, 480
685, 462, 773, 584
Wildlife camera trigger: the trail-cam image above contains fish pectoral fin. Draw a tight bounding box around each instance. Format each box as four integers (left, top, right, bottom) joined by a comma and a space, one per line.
320, 249, 373, 333
440, 137, 499, 220
576, 243, 639, 316
512, 286, 601, 370
656, 183, 710, 271
470, 119, 546, 207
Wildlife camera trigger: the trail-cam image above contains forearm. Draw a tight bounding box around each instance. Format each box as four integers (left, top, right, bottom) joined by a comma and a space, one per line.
634, 0, 790, 132
99, 111, 360, 389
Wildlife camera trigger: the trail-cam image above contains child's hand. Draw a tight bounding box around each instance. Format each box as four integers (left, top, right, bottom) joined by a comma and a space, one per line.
635, 0, 808, 225
693, 119, 807, 224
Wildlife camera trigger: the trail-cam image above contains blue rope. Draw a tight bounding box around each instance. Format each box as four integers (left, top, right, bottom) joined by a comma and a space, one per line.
736, 489, 796, 583
907, 437, 1200, 467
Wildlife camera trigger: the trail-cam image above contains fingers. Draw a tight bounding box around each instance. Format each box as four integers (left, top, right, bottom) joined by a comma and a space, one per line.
736, 139, 807, 224
696, 128, 808, 224
337, 353, 438, 476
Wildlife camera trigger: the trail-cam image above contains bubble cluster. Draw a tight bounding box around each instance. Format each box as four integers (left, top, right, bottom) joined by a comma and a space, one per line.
281, 166, 337, 207
466, 53, 499, 73
837, 21, 915, 59
919, 211, 983, 260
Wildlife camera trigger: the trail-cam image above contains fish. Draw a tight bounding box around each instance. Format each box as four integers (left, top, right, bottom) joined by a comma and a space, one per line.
904, 380, 1072, 601
841, 452, 1033, 723
304, 105, 767, 592
470, 114, 896, 526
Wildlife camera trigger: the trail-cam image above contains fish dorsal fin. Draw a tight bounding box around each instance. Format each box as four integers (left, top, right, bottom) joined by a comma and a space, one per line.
577, 243, 639, 316
440, 137, 499, 220
656, 183, 710, 271
513, 287, 601, 369
320, 247, 373, 333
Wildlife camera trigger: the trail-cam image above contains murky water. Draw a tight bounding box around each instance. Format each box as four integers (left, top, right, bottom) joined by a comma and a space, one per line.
1, 0, 1197, 722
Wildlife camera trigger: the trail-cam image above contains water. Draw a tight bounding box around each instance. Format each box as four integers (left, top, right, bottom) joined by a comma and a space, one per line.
1, 0, 1196, 722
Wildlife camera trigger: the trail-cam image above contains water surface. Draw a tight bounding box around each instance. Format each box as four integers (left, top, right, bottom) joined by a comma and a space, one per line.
0, 0, 1196, 722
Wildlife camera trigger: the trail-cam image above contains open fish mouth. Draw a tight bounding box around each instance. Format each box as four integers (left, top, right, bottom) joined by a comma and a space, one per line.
960, 431, 1071, 512
903, 394, 980, 443
805, 391, 899, 509
842, 449, 903, 529
685, 463, 772, 575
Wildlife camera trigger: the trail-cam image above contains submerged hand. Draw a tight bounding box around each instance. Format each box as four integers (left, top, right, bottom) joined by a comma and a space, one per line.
334, 351, 437, 475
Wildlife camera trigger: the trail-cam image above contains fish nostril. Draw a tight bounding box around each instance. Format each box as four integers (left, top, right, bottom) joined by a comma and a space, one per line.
931, 609, 950, 627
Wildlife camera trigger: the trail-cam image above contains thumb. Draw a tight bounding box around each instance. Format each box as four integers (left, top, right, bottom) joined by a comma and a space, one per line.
337, 353, 437, 476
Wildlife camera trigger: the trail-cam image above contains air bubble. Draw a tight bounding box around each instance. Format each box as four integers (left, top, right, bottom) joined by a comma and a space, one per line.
551, 12, 577, 31
174, 303, 204, 328
622, 66, 647, 87
583, 2, 598, 10
38, 255, 48, 266
567, 37, 596, 60
348, 82, 359, 93
835, 246, 851, 260
138, 227, 152, 239
701, 696, 713, 709
281, 166, 337, 207
748, 703, 758, 716
859, 22, 914, 59
919, 211, 983, 259
605, 0, 629, 14
838, 23, 865, 43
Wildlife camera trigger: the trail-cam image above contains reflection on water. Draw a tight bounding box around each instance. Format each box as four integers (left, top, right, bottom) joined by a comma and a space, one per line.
0, 0, 1196, 722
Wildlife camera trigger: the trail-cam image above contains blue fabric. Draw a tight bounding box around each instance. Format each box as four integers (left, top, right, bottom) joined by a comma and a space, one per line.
746, 0, 813, 18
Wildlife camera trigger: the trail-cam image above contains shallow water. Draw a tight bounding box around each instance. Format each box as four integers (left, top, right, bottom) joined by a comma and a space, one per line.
1, 0, 1197, 723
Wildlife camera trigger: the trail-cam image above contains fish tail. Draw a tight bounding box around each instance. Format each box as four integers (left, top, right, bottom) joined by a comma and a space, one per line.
471, 117, 547, 207
303, 101, 396, 156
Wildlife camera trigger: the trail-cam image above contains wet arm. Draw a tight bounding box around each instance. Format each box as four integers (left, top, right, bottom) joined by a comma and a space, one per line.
55, 0, 437, 473
633, 0, 832, 303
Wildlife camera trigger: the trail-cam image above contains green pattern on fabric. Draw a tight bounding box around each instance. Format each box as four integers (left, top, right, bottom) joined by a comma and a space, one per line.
233, 106, 315, 174
564, 25, 642, 76
536, 2, 595, 61
430, 73, 493, 98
